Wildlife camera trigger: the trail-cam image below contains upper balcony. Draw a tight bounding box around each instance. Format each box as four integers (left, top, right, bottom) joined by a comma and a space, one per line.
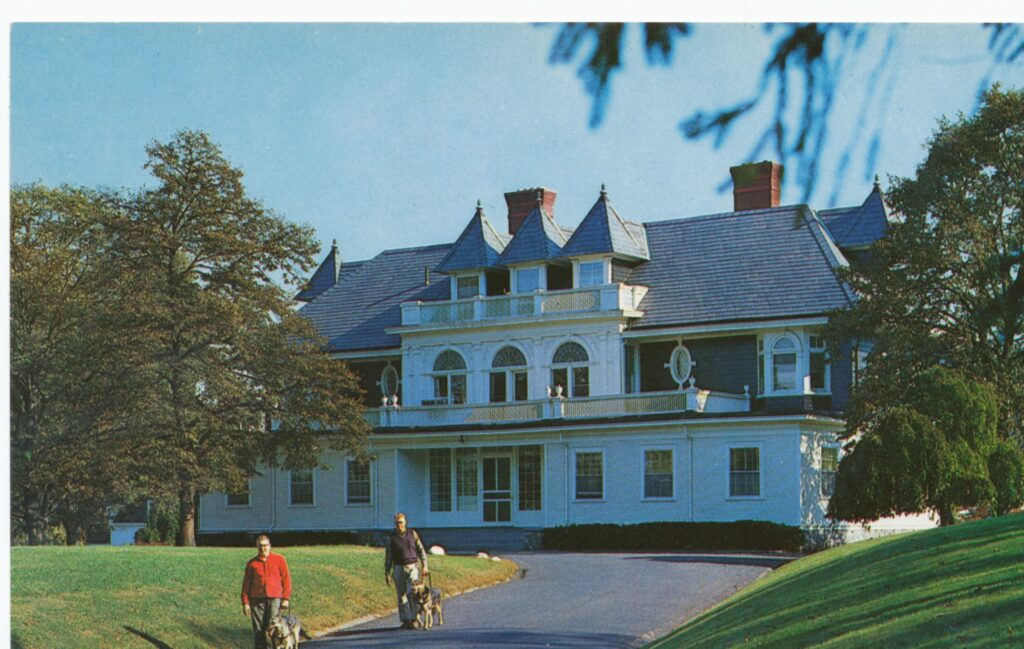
399, 283, 647, 328
365, 383, 751, 429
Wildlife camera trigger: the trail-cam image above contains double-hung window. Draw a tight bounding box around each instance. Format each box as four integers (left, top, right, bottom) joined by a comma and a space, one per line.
290, 469, 314, 506
456, 448, 478, 511
644, 449, 673, 499
551, 342, 590, 398
575, 451, 603, 500
346, 460, 371, 505
431, 350, 467, 405
226, 481, 251, 507
809, 335, 830, 392
821, 447, 839, 497
518, 445, 543, 511
429, 449, 453, 511
456, 275, 479, 299
772, 338, 798, 392
490, 346, 529, 402
729, 448, 760, 497
578, 261, 604, 287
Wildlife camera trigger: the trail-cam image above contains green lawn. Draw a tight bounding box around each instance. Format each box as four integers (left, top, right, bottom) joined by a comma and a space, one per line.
11, 544, 518, 649
647, 512, 1024, 648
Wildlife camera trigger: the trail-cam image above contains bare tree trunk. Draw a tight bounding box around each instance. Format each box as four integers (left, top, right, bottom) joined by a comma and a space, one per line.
176, 486, 197, 547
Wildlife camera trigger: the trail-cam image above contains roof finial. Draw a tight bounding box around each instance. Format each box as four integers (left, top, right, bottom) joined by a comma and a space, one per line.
331, 238, 338, 248
600, 183, 607, 198
873, 174, 880, 191
536, 190, 543, 207
475, 199, 483, 215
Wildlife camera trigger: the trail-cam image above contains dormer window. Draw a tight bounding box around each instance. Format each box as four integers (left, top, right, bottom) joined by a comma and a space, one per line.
578, 260, 605, 287
515, 267, 541, 294
431, 349, 467, 405
456, 275, 480, 299
772, 338, 798, 392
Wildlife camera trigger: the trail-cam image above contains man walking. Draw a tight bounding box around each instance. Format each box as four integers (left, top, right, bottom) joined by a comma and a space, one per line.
242, 534, 292, 649
384, 512, 429, 629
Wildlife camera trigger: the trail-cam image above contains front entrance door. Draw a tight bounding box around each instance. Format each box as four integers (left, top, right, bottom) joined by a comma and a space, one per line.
482, 456, 512, 523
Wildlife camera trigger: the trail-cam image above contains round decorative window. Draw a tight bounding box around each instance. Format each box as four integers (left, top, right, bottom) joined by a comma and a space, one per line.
669, 345, 693, 385
380, 365, 400, 398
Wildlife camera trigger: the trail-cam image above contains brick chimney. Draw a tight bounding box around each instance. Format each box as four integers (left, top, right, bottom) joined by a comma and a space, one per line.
730, 161, 783, 211
504, 187, 557, 235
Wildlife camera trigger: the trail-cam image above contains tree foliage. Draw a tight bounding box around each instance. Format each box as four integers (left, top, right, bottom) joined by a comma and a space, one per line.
550, 23, 1022, 202
10, 131, 370, 546
826, 87, 1024, 524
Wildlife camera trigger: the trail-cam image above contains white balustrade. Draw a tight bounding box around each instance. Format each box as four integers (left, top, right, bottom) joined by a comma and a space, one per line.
367, 387, 749, 428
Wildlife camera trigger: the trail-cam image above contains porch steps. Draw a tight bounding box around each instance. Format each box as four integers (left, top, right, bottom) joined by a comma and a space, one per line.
414, 527, 542, 553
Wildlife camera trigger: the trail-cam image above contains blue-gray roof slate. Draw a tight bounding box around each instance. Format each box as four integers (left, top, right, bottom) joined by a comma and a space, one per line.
820, 187, 888, 249
625, 205, 855, 329
299, 244, 452, 351
496, 207, 572, 266
561, 194, 650, 260
435, 209, 510, 273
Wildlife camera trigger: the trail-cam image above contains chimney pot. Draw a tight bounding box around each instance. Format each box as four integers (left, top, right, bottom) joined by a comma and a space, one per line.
504, 187, 556, 235
730, 161, 783, 212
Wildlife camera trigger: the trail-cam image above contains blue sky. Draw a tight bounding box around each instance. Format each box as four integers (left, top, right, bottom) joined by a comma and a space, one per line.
10, 22, 1024, 278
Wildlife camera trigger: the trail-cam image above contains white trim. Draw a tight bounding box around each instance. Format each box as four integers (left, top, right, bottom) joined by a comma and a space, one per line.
623, 316, 830, 341
572, 448, 605, 501
726, 444, 763, 499
288, 468, 316, 507
641, 446, 676, 501
330, 349, 402, 360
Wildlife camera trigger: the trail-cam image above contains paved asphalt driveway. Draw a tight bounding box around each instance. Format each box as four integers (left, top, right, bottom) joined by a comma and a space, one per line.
308, 552, 791, 649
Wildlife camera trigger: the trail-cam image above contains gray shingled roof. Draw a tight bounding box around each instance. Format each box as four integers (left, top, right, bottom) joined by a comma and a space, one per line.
295, 241, 342, 302
496, 206, 572, 266
561, 191, 650, 260
299, 244, 452, 351
820, 186, 888, 249
625, 205, 856, 329
435, 206, 510, 273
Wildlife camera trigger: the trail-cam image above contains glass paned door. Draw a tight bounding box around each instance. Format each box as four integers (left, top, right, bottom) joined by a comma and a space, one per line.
482, 456, 512, 523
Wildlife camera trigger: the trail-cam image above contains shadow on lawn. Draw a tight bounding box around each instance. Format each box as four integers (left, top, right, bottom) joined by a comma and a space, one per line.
123, 626, 174, 649
624, 554, 793, 569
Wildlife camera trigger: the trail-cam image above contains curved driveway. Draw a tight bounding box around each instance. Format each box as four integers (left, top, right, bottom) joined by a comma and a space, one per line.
309, 552, 791, 648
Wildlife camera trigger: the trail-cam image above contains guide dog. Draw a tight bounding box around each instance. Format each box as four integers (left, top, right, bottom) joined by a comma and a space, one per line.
411, 578, 444, 629
266, 612, 301, 649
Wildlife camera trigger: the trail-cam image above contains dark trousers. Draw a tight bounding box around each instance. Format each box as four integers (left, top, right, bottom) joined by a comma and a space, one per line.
249, 597, 281, 649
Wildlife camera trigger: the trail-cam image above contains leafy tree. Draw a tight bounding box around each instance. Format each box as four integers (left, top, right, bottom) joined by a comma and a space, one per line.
108, 130, 369, 546
550, 23, 1022, 202
828, 368, 1007, 526
10, 185, 139, 544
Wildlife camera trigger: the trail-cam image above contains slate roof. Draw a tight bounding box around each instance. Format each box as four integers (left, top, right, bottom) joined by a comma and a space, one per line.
496, 206, 572, 266
561, 190, 650, 261
299, 243, 452, 352
625, 205, 856, 329
819, 185, 889, 249
295, 240, 343, 302
435, 205, 510, 273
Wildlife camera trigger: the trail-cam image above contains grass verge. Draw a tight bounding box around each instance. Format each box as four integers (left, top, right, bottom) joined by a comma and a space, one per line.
646, 512, 1024, 648
11, 544, 518, 649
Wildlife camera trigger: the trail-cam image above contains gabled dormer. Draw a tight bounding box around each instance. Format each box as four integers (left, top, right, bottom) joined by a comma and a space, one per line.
295, 239, 343, 302
497, 189, 574, 293
560, 185, 650, 289
434, 201, 511, 298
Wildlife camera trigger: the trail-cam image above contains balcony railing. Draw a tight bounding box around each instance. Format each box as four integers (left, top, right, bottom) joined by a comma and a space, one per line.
368, 385, 750, 428
400, 284, 647, 327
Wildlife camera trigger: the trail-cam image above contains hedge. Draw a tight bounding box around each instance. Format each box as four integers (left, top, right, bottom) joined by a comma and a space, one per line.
540, 521, 804, 552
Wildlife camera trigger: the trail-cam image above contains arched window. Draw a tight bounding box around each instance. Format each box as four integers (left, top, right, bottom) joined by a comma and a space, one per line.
379, 364, 400, 401
551, 342, 590, 398
772, 338, 798, 392
431, 350, 467, 405
490, 346, 528, 402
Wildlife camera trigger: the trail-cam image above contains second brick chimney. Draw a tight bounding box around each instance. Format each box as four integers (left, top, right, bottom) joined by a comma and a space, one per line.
505, 187, 557, 235
730, 161, 783, 212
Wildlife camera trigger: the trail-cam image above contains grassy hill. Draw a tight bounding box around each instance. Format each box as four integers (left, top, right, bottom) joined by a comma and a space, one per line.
11, 544, 517, 649
647, 512, 1024, 648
